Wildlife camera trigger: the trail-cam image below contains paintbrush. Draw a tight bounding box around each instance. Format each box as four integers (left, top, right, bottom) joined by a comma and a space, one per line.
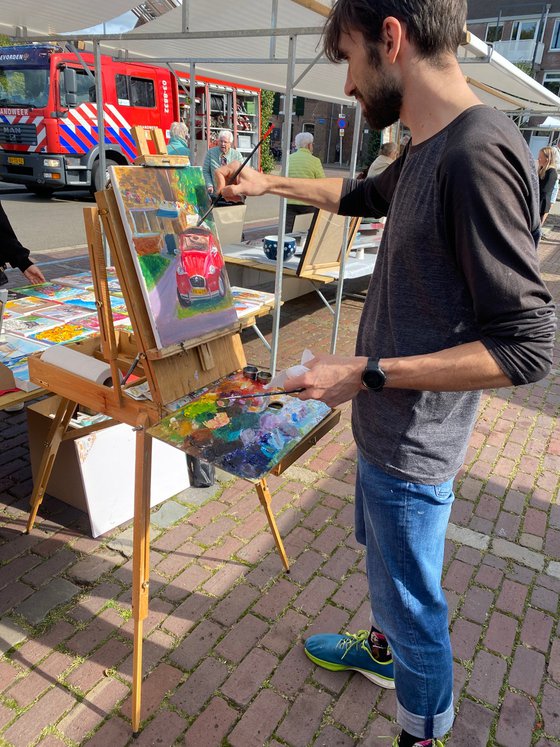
218, 387, 305, 402
196, 122, 275, 227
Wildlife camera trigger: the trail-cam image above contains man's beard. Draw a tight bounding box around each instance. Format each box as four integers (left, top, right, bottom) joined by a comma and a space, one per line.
360, 71, 403, 131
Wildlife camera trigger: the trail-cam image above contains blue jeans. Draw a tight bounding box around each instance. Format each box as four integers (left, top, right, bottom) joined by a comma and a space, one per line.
355, 452, 455, 739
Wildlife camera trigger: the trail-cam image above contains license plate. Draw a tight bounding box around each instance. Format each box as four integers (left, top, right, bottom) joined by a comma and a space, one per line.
191, 288, 206, 295
7, 156, 24, 165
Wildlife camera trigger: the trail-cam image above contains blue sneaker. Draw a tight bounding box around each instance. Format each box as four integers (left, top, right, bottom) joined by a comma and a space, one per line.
304, 629, 395, 688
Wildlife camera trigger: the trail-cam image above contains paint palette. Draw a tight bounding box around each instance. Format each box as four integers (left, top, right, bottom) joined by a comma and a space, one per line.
149, 370, 331, 481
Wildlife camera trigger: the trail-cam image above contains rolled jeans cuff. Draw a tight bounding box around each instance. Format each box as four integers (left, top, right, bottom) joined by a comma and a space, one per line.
397, 696, 454, 739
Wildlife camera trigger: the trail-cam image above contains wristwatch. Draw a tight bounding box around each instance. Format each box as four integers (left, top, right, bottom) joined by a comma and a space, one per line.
361, 357, 386, 392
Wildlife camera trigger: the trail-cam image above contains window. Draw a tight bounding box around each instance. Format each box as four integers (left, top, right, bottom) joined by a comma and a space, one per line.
551, 20, 560, 50
59, 68, 95, 107
486, 23, 503, 43
115, 74, 155, 108
543, 72, 560, 96
511, 20, 539, 41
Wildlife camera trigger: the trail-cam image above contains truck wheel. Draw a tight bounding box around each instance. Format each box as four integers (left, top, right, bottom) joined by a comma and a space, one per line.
91, 158, 118, 193
177, 288, 191, 307
25, 185, 55, 198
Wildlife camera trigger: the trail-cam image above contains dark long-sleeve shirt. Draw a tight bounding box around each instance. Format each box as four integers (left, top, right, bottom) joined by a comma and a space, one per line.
338, 106, 555, 484
538, 166, 557, 217
0, 202, 32, 272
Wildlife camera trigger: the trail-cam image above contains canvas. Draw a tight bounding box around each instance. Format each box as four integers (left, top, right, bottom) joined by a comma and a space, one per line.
110, 165, 238, 349
148, 370, 331, 481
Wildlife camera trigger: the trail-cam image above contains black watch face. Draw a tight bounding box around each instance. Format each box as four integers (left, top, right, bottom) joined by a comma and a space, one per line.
362, 360, 386, 391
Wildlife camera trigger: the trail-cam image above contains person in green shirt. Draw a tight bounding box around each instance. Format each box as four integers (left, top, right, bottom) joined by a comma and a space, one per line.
286, 132, 325, 231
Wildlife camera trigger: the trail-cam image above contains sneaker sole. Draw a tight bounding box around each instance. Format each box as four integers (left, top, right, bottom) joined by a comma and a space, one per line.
305, 649, 396, 689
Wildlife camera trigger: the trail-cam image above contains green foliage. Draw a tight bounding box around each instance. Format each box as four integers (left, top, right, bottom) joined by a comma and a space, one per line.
0, 35, 13, 47
514, 61, 535, 78
139, 253, 171, 290
260, 90, 275, 174
359, 129, 381, 169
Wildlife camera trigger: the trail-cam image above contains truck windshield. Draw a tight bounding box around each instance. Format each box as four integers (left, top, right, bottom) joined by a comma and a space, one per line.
0, 68, 49, 109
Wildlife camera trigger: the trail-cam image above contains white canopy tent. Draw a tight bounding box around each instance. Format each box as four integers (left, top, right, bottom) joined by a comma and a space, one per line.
3, 0, 560, 367
5, 3, 560, 730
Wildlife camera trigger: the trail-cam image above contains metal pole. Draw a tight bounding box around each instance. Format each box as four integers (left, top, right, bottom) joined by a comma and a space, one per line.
330, 104, 362, 354
270, 34, 297, 376
190, 62, 196, 165
93, 41, 109, 264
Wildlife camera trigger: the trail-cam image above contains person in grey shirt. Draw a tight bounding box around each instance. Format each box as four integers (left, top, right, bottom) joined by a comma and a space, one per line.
215, 1, 555, 745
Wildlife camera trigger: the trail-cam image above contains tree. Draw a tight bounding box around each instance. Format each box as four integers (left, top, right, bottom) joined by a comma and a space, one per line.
260, 90, 275, 174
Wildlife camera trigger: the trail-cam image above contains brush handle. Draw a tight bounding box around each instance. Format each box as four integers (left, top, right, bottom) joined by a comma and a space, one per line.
223, 387, 305, 401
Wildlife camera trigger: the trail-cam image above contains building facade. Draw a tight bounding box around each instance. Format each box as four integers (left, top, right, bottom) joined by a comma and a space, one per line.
467, 1, 560, 153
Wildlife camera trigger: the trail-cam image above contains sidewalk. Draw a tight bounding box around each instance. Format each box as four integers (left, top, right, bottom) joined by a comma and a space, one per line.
0, 224, 558, 746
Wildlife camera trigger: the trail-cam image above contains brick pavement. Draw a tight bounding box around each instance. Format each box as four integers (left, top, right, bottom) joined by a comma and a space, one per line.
0, 227, 558, 746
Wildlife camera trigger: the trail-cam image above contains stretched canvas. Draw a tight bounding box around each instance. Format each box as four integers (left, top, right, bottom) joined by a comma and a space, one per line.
148, 370, 331, 481
110, 165, 238, 349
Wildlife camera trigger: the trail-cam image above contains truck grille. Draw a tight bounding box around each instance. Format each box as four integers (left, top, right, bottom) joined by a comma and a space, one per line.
0, 123, 37, 145
190, 275, 205, 288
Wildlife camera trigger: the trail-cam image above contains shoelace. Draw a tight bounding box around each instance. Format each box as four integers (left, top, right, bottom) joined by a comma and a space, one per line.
335, 630, 373, 660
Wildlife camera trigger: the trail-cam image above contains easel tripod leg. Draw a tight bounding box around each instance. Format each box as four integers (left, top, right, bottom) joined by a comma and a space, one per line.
131, 417, 152, 735
256, 478, 290, 572
26, 398, 75, 533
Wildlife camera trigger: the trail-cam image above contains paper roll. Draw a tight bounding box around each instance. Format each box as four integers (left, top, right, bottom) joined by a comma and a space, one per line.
41, 345, 113, 386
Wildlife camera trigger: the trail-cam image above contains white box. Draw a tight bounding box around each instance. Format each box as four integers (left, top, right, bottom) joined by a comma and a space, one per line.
28, 397, 189, 537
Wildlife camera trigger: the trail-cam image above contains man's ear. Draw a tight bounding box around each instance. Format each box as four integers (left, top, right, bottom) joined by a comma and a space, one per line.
381, 16, 403, 65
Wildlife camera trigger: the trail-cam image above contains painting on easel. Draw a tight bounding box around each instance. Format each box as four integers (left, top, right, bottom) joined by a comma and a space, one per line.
110, 165, 238, 349
148, 371, 331, 481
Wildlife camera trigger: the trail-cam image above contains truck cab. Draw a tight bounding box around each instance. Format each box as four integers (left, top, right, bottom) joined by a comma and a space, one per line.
0, 44, 178, 196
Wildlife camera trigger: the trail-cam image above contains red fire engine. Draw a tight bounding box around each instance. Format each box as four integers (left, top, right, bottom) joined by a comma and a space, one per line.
0, 44, 261, 197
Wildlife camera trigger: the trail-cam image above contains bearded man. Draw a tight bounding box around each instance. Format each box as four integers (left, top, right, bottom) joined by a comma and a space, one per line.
216, 2, 555, 744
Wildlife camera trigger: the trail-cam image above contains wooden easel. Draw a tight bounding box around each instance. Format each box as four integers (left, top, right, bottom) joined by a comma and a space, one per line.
25, 137, 339, 734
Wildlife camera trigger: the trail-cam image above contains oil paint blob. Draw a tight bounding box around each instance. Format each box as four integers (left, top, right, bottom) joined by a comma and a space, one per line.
148, 370, 330, 481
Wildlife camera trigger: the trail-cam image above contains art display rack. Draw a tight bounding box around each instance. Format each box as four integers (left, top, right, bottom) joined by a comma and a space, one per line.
24, 142, 339, 734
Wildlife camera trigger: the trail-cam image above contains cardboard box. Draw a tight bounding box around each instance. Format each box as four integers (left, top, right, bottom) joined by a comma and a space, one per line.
27, 396, 189, 537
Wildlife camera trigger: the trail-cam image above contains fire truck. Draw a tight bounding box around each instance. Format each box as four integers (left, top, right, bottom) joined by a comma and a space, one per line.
0, 44, 261, 196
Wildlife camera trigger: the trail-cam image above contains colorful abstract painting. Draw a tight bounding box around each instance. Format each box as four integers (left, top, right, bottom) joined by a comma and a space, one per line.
110, 165, 238, 349
148, 370, 331, 481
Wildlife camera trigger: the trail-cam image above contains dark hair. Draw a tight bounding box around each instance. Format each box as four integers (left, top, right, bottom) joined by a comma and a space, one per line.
324, 0, 467, 65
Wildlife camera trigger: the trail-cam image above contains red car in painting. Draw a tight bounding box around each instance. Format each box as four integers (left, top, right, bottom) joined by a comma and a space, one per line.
176, 226, 227, 307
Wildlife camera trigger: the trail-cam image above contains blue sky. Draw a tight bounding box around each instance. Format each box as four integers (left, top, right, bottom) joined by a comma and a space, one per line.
74, 10, 137, 35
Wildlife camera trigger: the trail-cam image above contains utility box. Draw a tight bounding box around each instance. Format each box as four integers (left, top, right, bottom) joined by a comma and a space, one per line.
27, 396, 189, 537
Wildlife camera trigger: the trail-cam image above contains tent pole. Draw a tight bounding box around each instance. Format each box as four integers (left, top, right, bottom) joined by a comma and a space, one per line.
94, 42, 109, 265
270, 34, 297, 376
190, 62, 196, 165
330, 104, 362, 354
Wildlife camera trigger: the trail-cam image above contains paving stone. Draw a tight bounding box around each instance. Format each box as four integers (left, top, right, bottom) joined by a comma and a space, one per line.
467, 650, 507, 705
495, 691, 537, 747
82, 716, 131, 747
446, 698, 495, 747
446, 524, 489, 550
491, 537, 545, 571
170, 656, 229, 715
521, 607, 554, 652
131, 708, 188, 746
314, 725, 356, 746
183, 696, 238, 747
68, 550, 123, 584
276, 684, 331, 747
3, 685, 75, 746
150, 500, 189, 528
509, 645, 546, 696
15, 577, 81, 625
331, 674, 379, 734
484, 611, 518, 656
541, 681, 560, 738
106, 527, 134, 557
222, 647, 277, 705
170, 619, 223, 670
228, 689, 287, 747
0, 617, 28, 654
